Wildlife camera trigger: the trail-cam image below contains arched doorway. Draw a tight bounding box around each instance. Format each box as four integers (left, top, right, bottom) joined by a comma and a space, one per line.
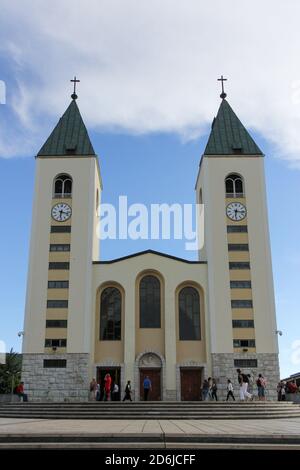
139, 353, 162, 401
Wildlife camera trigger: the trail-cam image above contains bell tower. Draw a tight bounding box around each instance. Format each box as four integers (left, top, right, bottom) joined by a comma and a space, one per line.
22, 84, 102, 401
196, 82, 279, 398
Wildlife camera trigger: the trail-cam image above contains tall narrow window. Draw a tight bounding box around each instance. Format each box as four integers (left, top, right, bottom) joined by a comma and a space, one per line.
225, 173, 244, 197
179, 287, 201, 340
100, 287, 121, 340
139, 275, 161, 328
53, 174, 72, 198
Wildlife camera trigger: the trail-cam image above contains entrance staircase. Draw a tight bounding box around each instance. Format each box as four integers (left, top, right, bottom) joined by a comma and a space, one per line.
1, 401, 300, 420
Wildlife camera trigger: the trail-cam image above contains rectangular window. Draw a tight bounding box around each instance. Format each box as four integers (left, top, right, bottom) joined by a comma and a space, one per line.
48, 280, 69, 289
231, 300, 253, 308
45, 338, 67, 348
230, 280, 252, 289
227, 225, 248, 233
49, 262, 70, 270
234, 359, 257, 368
47, 300, 68, 308
229, 262, 250, 270
232, 319, 254, 328
43, 359, 67, 368
228, 244, 249, 251
49, 244, 70, 252
50, 225, 71, 233
46, 320, 68, 328
233, 339, 256, 348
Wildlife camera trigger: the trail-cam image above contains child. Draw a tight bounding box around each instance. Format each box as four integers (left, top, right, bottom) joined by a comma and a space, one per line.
226, 379, 235, 401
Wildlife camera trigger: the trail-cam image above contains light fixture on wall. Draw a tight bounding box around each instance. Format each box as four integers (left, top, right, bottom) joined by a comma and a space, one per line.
275, 330, 283, 336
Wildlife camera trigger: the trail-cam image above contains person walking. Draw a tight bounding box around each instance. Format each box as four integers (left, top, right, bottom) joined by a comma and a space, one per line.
226, 379, 235, 401
207, 377, 213, 400
143, 376, 152, 401
89, 377, 97, 400
123, 380, 132, 402
104, 373, 112, 401
237, 369, 252, 401
256, 373, 267, 401
211, 379, 218, 401
15, 382, 28, 402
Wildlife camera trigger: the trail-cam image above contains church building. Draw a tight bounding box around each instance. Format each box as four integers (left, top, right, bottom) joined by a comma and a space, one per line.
21, 82, 280, 401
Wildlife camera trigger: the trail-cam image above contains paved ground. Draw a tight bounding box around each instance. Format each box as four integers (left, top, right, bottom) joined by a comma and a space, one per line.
0, 417, 300, 449
0, 417, 300, 434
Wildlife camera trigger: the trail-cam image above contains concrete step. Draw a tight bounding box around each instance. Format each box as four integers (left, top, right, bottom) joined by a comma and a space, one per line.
0, 433, 300, 448
1, 401, 299, 420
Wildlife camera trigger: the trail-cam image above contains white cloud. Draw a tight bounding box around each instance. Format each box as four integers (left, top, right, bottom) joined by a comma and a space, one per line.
1, 0, 300, 164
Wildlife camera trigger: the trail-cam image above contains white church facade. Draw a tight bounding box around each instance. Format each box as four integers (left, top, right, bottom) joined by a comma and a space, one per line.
21, 86, 280, 401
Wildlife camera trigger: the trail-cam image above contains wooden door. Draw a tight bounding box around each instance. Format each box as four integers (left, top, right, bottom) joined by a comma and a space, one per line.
140, 369, 161, 401
180, 368, 202, 401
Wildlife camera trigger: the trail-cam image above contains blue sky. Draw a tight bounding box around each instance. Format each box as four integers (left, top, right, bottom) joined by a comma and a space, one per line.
0, 1, 300, 378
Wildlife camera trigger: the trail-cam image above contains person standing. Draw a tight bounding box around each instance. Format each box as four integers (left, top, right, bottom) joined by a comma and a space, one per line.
143, 376, 152, 401
201, 379, 209, 401
256, 373, 267, 401
211, 379, 218, 401
226, 379, 235, 401
237, 369, 252, 401
104, 373, 112, 401
89, 377, 97, 400
112, 383, 119, 401
123, 380, 132, 402
15, 382, 28, 402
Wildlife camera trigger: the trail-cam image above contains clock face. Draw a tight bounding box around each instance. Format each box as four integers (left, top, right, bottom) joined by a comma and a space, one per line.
226, 202, 247, 221
51, 203, 72, 222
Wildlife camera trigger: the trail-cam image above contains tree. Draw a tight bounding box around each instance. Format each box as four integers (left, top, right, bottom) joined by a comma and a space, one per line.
0, 349, 22, 394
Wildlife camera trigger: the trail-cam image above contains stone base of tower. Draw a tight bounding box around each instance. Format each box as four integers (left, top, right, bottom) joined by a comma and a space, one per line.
211, 353, 280, 401
21, 353, 89, 402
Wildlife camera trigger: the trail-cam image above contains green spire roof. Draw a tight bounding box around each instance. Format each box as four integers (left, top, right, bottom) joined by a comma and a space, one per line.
204, 99, 263, 156
37, 99, 95, 157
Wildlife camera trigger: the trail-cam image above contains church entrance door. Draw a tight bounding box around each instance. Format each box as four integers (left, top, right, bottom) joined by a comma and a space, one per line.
139, 369, 161, 401
97, 367, 121, 401
180, 368, 202, 401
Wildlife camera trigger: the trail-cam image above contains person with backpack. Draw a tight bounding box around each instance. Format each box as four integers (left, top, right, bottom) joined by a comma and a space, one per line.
211, 379, 218, 401
256, 373, 267, 401
226, 379, 235, 401
237, 369, 252, 401
123, 380, 132, 402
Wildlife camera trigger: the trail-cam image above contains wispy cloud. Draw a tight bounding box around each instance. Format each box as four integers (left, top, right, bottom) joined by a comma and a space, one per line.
1, 0, 300, 164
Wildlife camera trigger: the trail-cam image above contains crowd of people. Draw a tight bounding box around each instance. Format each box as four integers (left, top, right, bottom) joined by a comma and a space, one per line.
201, 370, 268, 401
277, 379, 299, 401
13, 370, 300, 402
89, 374, 152, 402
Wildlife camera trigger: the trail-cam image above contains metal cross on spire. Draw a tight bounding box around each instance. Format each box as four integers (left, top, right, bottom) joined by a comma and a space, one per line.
217, 75, 227, 99
70, 76, 80, 100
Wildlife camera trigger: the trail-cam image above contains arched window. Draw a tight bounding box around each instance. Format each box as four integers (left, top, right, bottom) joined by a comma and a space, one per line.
179, 287, 201, 340
225, 173, 244, 197
53, 174, 73, 198
100, 287, 121, 340
140, 275, 161, 328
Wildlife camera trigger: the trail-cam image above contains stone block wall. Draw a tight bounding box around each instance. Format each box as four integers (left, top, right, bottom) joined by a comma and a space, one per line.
22, 353, 90, 402
211, 353, 280, 400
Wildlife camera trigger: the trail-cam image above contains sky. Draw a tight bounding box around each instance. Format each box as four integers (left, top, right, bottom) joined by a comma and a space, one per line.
0, 0, 299, 378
